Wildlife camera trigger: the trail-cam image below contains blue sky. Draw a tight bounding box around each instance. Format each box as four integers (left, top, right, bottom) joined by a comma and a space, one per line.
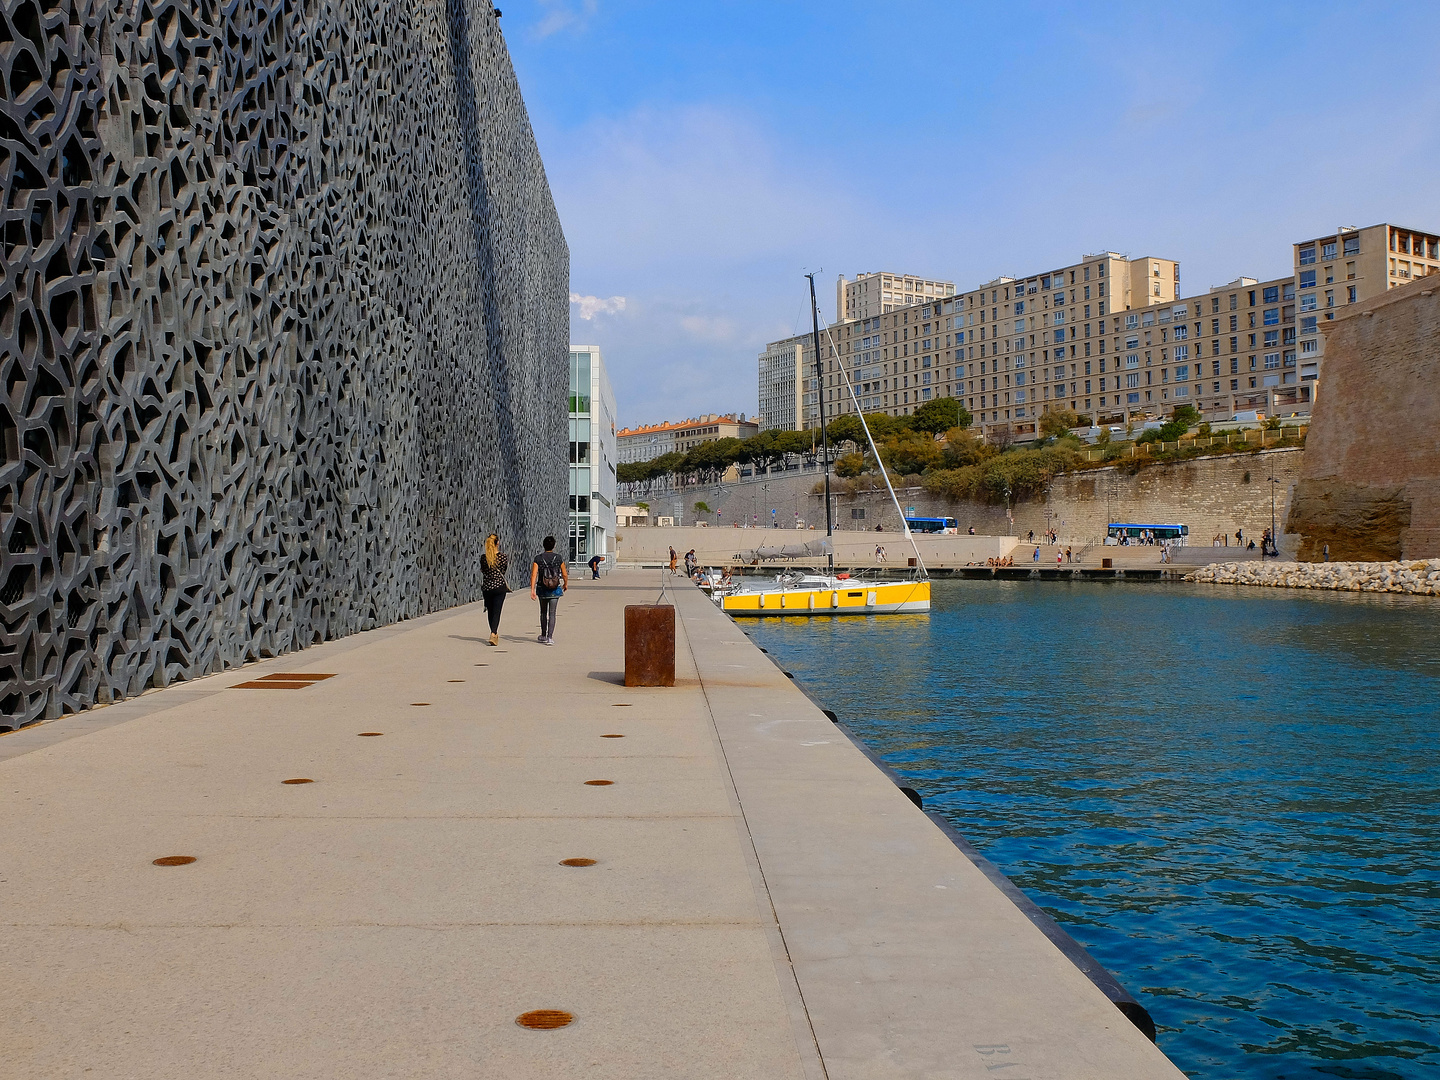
505, 1, 1440, 429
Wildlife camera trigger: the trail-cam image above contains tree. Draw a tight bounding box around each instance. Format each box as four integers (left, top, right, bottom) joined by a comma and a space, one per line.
635, 501, 649, 512
1158, 403, 1201, 442
834, 452, 866, 478
694, 501, 711, 516
1040, 408, 1082, 439
738, 431, 783, 474
942, 427, 994, 469
774, 429, 814, 460
882, 428, 945, 475
912, 396, 968, 434
825, 414, 864, 449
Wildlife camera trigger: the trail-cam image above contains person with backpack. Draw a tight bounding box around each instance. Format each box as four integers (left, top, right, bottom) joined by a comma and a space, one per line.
529, 536, 568, 645
480, 532, 510, 646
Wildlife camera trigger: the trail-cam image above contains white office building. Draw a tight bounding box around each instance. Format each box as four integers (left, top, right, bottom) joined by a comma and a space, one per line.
568, 345, 617, 563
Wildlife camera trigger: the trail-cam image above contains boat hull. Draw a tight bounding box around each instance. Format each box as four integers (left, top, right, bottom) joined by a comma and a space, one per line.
720, 579, 931, 617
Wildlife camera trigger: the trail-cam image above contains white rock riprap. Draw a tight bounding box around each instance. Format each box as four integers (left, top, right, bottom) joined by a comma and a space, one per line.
1185, 559, 1440, 595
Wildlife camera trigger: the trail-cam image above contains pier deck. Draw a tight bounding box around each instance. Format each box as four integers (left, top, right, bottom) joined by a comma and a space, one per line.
0, 570, 1185, 1079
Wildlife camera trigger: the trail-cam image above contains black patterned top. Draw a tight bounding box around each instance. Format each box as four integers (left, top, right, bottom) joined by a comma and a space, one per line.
481, 552, 509, 592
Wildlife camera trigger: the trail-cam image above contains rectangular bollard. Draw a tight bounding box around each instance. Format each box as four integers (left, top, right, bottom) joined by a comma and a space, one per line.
624, 604, 675, 687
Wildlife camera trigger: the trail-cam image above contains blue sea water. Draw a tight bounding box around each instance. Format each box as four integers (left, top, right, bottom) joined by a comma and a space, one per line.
741, 580, 1440, 1080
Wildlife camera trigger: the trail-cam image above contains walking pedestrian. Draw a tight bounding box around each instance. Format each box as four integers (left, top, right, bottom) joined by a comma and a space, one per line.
1323, 542, 1330, 563
530, 536, 567, 645
480, 532, 509, 647
1033, 546, 1040, 562
1065, 546, 1073, 563
668, 546, 678, 574
876, 545, 887, 563
587, 553, 602, 579
1056, 550, 1063, 565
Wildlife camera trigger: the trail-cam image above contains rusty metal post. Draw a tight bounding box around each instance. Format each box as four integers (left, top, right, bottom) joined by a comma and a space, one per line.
624, 605, 675, 687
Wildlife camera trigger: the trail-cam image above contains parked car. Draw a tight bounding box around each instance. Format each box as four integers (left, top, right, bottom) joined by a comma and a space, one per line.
1230, 410, 1263, 423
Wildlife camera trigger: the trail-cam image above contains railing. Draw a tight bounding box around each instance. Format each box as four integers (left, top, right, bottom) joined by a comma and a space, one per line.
1078, 426, 1306, 463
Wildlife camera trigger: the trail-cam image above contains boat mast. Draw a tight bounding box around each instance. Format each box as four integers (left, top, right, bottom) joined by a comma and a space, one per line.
806, 273, 834, 573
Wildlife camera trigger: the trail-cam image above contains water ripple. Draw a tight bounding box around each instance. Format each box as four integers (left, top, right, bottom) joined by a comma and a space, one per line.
744, 580, 1440, 1080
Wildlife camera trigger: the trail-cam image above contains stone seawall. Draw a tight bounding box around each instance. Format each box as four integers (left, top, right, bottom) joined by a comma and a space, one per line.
1186, 559, 1440, 595
1285, 281, 1440, 560
644, 447, 1308, 553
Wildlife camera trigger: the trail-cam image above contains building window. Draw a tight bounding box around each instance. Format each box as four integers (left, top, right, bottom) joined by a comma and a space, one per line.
1263, 308, 1280, 326
1264, 353, 1281, 369
1343, 236, 1360, 256
1299, 245, 1316, 265
1323, 242, 1337, 261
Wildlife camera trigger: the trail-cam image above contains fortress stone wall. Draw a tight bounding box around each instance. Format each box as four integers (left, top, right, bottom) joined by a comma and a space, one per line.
637, 448, 1306, 552
0, 0, 567, 726
1285, 280, 1440, 561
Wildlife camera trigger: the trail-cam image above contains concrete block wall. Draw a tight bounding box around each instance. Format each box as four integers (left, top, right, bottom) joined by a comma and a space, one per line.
0, 1, 568, 726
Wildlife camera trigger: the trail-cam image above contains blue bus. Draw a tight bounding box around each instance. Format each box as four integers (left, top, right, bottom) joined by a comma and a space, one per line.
1107, 522, 1188, 544
904, 516, 959, 535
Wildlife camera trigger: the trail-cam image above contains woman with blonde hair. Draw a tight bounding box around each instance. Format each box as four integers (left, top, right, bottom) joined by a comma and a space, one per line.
481, 533, 510, 646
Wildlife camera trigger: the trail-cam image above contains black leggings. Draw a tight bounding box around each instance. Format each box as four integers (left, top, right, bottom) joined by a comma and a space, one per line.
538, 596, 559, 639
483, 589, 506, 633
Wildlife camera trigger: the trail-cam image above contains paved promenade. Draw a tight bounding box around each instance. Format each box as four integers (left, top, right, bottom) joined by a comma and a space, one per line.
1, 570, 1185, 1079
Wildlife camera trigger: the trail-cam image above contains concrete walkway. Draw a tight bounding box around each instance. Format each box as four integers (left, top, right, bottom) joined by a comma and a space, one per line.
0, 570, 1186, 1079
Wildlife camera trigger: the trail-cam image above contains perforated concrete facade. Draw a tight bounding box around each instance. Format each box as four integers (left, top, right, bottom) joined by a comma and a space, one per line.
0, 0, 568, 725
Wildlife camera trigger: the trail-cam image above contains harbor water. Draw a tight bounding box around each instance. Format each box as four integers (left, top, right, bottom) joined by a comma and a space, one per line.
741, 579, 1440, 1080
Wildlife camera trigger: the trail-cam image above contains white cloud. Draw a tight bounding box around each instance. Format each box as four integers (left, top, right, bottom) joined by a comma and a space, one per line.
570, 293, 626, 319
531, 0, 597, 40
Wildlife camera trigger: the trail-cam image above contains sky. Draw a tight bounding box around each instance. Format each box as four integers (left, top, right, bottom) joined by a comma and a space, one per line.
504, 1, 1440, 430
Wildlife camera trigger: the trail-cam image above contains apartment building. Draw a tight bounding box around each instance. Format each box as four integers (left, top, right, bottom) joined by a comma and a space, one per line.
616, 413, 759, 464
758, 336, 805, 432
800, 253, 1178, 437
769, 221, 1439, 441
1291, 224, 1440, 394
836, 271, 956, 321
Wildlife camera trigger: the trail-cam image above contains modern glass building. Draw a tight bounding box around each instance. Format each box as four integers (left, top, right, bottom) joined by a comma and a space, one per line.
568, 346, 618, 563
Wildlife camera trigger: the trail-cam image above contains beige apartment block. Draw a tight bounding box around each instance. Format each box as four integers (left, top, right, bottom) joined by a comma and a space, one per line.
800, 253, 1178, 437
836, 270, 956, 321
764, 222, 1438, 441
616, 413, 759, 464
1291, 224, 1440, 398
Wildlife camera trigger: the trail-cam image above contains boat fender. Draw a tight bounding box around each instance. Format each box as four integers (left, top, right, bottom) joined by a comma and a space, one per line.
836, 573, 850, 580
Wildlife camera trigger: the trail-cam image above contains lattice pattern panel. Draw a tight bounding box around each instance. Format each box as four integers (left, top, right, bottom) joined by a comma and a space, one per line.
0, 0, 568, 726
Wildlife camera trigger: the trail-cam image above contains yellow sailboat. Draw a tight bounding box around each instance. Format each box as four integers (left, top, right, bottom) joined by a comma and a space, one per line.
717, 273, 931, 619
720, 574, 930, 616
